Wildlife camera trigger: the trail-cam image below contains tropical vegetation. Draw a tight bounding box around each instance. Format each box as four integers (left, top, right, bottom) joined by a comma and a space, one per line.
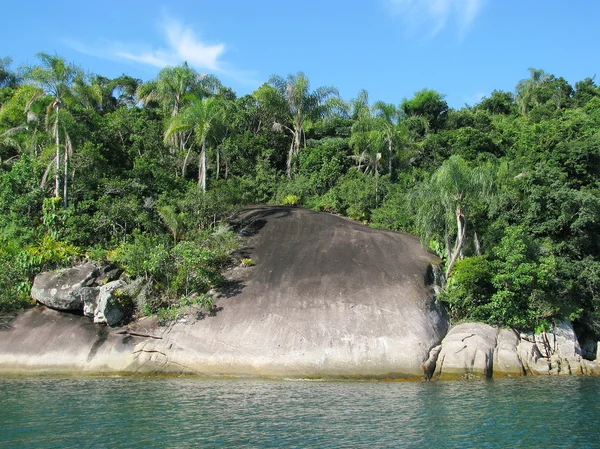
1, 54, 599, 338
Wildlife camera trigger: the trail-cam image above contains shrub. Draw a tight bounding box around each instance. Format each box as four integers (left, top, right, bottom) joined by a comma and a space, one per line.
441, 256, 494, 322
282, 194, 301, 206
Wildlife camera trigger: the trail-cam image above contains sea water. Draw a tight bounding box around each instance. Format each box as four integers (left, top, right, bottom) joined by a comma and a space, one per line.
1, 376, 598, 448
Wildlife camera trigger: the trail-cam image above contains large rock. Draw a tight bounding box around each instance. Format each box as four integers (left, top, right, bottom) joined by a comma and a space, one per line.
30, 263, 98, 311
433, 323, 498, 380
0, 206, 449, 378
493, 328, 525, 376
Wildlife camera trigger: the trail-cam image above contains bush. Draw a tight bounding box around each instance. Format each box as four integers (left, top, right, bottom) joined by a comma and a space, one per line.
441, 256, 494, 322
116, 230, 170, 282
282, 194, 301, 206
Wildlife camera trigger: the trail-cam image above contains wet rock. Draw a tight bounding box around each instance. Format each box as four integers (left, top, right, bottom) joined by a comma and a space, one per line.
30, 263, 99, 311
493, 329, 524, 376
422, 345, 442, 379
433, 323, 498, 380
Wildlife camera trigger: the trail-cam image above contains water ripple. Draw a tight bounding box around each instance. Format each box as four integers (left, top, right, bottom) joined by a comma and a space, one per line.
0, 376, 599, 448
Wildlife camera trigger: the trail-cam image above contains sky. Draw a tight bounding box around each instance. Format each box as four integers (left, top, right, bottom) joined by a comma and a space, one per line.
1, 0, 599, 108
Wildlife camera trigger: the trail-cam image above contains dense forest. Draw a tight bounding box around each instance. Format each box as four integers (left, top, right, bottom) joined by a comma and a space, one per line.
1, 54, 599, 337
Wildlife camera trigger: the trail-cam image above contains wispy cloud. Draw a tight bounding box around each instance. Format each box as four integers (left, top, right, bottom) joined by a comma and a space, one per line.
386, 0, 486, 37
115, 17, 225, 71
64, 16, 258, 85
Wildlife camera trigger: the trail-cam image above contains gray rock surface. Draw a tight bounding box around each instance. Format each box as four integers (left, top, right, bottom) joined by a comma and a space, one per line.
493, 328, 524, 376
81, 287, 100, 318
433, 323, 498, 380
30, 263, 98, 311
1, 206, 449, 378
551, 321, 582, 358
94, 280, 130, 326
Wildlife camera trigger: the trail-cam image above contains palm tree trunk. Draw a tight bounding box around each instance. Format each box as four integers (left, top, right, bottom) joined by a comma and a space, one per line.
388, 136, 393, 178
198, 139, 207, 192
286, 140, 294, 179
445, 209, 467, 277
54, 103, 60, 198
63, 138, 68, 208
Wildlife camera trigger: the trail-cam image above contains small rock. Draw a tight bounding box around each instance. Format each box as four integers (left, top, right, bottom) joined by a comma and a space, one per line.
94, 280, 132, 327
81, 287, 100, 318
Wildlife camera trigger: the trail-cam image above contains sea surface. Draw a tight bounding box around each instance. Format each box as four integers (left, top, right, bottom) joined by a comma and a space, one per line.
0, 376, 598, 448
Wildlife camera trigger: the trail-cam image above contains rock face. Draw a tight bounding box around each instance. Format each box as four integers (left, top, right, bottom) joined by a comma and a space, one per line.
426, 320, 598, 379
433, 323, 498, 380
2, 206, 449, 378
6, 206, 599, 380
493, 329, 525, 376
30, 263, 98, 311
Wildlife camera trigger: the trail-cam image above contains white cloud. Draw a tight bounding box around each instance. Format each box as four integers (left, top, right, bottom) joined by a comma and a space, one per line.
64, 16, 259, 86
387, 0, 486, 37
116, 17, 225, 71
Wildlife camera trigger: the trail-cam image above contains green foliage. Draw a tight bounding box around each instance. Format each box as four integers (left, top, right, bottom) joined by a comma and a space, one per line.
170, 240, 223, 297
241, 258, 254, 267
441, 256, 494, 322
282, 194, 301, 206
0, 54, 599, 339
116, 230, 170, 281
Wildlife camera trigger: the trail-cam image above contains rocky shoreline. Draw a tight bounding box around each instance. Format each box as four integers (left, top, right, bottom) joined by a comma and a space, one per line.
425, 322, 598, 380
1, 207, 598, 380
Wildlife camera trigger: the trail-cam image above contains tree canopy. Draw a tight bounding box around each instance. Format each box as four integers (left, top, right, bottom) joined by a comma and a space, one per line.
1, 56, 599, 337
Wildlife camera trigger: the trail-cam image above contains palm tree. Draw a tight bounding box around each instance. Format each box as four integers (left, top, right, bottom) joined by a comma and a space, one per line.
164, 96, 222, 190
137, 63, 221, 170
21, 53, 82, 207
267, 72, 339, 178
412, 155, 494, 278
0, 57, 19, 89
515, 68, 550, 114
372, 101, 401, 178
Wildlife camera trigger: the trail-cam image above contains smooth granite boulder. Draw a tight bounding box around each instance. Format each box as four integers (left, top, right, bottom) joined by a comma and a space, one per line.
551, 321, 582, 358
433, 323, 498, 380
30, 263, 98, 311
493, 328, 525, 376
0, 206, 450, 378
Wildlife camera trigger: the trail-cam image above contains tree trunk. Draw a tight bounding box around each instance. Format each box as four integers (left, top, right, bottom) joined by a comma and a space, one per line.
216, 147, 220, 180
198, 139, 207, 192
54, 103, 60, 198
182, 146, 192, 177
474, 231, 481, 256
286, 140, 294, 179
63, 136, 68, 208
388, 136, 393, 179
445, 209, 467, 277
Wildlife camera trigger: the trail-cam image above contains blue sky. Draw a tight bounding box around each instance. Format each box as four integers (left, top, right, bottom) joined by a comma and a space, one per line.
2, 0, 598, 108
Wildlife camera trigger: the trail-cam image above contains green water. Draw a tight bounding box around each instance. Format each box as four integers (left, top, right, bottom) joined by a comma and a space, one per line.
0, 376, 598, 448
